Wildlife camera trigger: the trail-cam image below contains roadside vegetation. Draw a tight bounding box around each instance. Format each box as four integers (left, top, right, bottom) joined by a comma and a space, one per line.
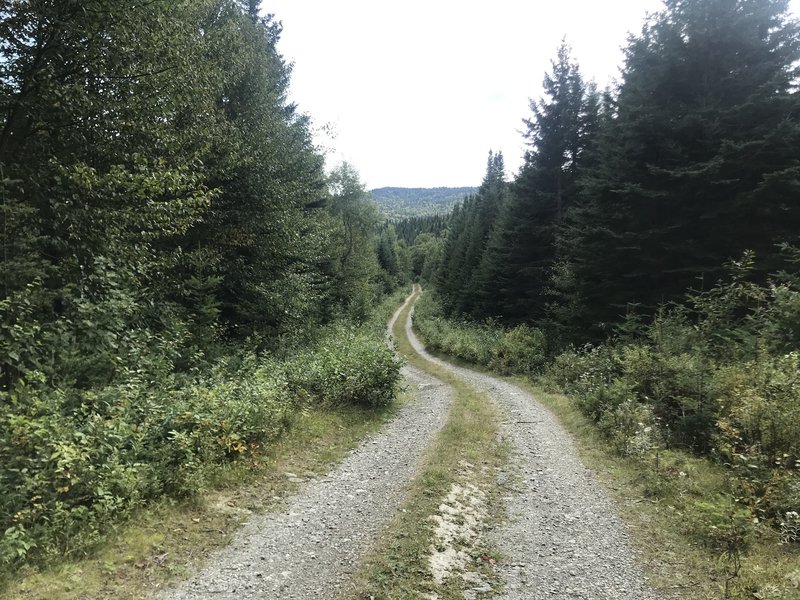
412, 284, 800, 599
1, 290, 407, 600
0, 1, 412, 586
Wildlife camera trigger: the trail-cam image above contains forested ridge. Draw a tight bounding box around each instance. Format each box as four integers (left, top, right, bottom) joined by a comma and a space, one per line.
370, 187, 476, 219
406, 0, 800, 573
0, 0, 407, 573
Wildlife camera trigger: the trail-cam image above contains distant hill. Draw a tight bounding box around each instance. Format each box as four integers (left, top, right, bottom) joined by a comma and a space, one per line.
370, 187, 476, 219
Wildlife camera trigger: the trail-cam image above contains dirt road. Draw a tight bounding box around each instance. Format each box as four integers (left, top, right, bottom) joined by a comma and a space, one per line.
404, 290, 661, 600
158, 290, 660, 599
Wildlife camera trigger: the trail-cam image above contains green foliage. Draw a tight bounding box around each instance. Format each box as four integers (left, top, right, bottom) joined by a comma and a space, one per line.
554, 0, 800, 339
546, 256, 800, 524
473, 44, 597, 324
0, 319, 401, 570
325, 163, 384, 321
436, 151, 508, 319
283, 324, 402, 409
377, 224, 408, 292
490, 324, 547, 375
391, 214, 450, 246
0, 3, 404, 576
412, 293, 546, 375
406, 232, 445, 284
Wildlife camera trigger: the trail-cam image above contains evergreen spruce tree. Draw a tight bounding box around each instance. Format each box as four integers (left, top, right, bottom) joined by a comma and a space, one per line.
474, 43, 597, 323
557, 0, 800, 339
436, 196, 473, 313
456, 151, 507, 316
436, 151, 506, 316
193, 8, 331, 341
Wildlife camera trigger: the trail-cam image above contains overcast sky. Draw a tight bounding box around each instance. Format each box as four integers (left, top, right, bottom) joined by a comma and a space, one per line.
267, 0, 800, 189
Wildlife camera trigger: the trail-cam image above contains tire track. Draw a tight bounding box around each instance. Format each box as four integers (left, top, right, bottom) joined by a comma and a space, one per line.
405, 291, 662, 600
157, 295, 453, 600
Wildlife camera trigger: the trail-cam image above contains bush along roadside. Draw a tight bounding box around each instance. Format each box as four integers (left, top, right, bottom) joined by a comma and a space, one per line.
543, 255, 800, 533
0, 314, 402, 575
412, 262, 800, 597
412, 292, 547, 374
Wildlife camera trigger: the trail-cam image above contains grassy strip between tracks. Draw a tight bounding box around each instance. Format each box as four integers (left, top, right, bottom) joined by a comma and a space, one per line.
345, 287, 509, 600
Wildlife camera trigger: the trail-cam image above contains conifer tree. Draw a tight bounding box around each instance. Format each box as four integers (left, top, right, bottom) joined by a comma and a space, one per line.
0, 1, 364, 385
474, 44, 597, 323
436, 152, 506, 316
456, 151, 507, 316
557, 0, 800, 338
437, 197, 472, 312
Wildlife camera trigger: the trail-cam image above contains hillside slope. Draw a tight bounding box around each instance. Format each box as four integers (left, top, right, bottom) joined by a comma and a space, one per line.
371, 187, 475, 219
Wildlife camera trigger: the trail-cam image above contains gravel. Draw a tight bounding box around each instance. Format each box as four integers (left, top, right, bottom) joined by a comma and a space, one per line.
158, 292, 662, 599
404, 300, 663, 600
157, 298, 452, 600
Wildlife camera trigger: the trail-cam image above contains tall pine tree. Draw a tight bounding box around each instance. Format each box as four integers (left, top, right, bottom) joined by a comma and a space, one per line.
436, 151, 506, 316
557, 0, 800, 339
474, 43, 597, 323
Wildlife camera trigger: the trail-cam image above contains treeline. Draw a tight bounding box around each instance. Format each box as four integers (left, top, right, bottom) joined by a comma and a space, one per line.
0, 2, 403, 570
391, 214, 450, 245
370, 186, 476, 219
420, 0, 799, 345
407, 0, 800, 551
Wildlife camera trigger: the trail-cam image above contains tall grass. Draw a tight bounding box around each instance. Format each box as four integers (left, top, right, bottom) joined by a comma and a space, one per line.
412, 292, 546, 374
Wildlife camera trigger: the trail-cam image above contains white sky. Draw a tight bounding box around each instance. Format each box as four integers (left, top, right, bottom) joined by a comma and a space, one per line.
267, 0, 800, 189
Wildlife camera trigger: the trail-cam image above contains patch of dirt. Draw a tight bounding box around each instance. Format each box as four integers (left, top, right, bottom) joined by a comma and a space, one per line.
426, 461, 495, 600
428, 482, 486, 584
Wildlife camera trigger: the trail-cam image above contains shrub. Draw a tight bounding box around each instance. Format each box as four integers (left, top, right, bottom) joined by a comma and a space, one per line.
489, 324, 547, 374
0, 318, 401, 569
543, 260, 800, 531
413, 293, 547, 375
283, 324, 402, 408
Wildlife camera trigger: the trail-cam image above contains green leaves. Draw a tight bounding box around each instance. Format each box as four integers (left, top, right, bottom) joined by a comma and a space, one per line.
0, 317, 401, 568
555, 0, 800, 338
0, 0, 403, 576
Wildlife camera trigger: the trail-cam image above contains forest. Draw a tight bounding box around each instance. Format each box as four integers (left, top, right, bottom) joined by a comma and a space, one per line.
370, 187, 475, 219
2, 0, 800, 592
0, 0, 407, 572
406, 0, 800, 557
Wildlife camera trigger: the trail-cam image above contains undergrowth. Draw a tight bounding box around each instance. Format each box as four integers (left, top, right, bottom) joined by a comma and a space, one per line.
0, 291, 406, 586
413, 292, 546, 374
3, 401, 398, 600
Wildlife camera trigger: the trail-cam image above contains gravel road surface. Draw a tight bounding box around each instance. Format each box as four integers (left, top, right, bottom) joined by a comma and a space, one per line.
405, 296, 662, 600
158, 297, 452, 599
159, 291, 662, 599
